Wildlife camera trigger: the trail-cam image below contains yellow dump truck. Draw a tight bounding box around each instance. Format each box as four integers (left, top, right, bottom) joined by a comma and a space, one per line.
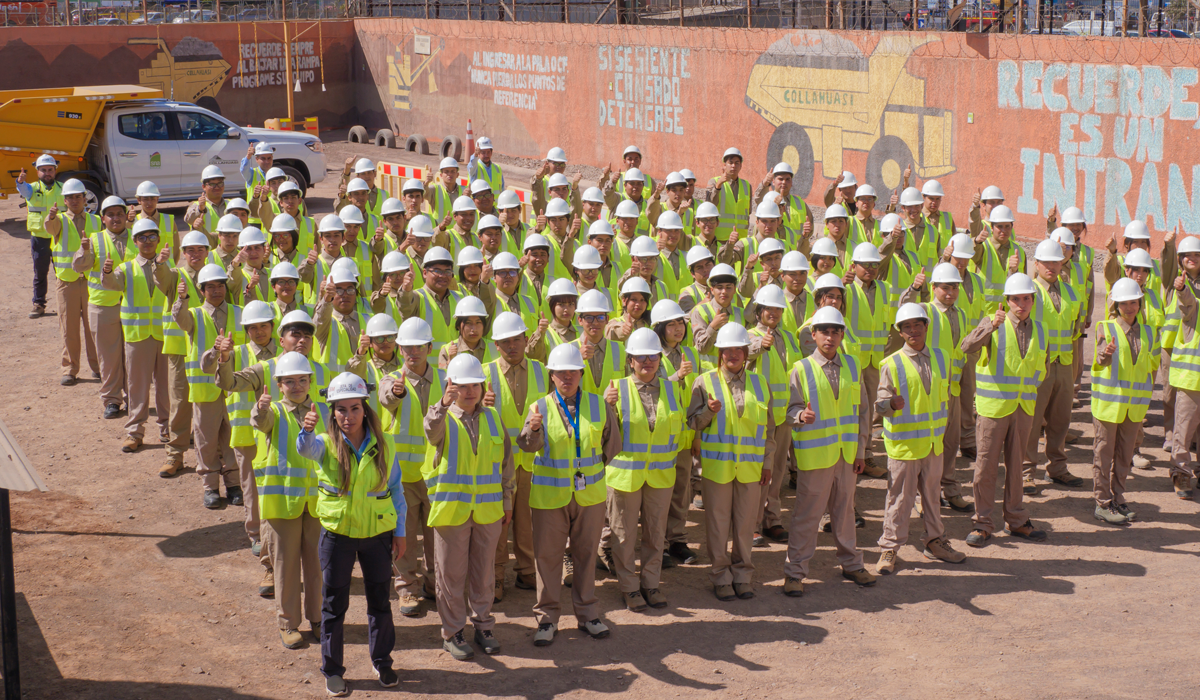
745, 33, 955, 198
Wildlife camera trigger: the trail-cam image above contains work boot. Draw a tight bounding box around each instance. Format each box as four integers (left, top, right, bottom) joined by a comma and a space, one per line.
493, 580, 504, 604
1065, 428, 1082, 444
325, 675, 348, 697
1132, 452, 1152, 470
515, 573, 536, 590
399, 592, 421, 617
103, 404, 121, 419
782, 577, 804, 597
60, 375, 76, 387
861, 457, 887, 478
1022, 479, 1037, 496
763, 525, 789, 543
375, 666, 400, 688
280, 628, 304, 649
227, 486, 244, 506
159, 456, 183, 478
1093, 504, 1129, 525
598, 548, 616, 577
641, 588, 667, 608
960, 446, 977, 461
159, 426, 170, 443
28, 304, 44, 319
1005, 520, 1048, 542
1072, 397, 1081, 408
667, 542, 697, 564
534, 623, 556, 646
914, 496, 925, 517
258, 570, 275, 598
203, 489, 221, 509
965, 529, 992, 548
842, 568, 877, 587
923, 537, 967, 563
854, 509, 865, 529
121, 436, 142, 454
563, 553, 575, 588
577, 618, 610, 638
1115, 502, 1137, 522
251, 539, 262, 557
789, 471, 798, 490
713, 584, 736, 601
1173, 474, 1193, 499
661, 551, 677, 569
1050, 473, 1084, 487
875, 551, 897, 575
443, 630, 474, 660
473, 628, 501, 655
422, 580, 437, 600
733, 582, 754, 599
820, 512, 832, 533
944, 495, 974, 513
624, 590, 648, 612
692, 493, 704, 509
751, 533, 767, 547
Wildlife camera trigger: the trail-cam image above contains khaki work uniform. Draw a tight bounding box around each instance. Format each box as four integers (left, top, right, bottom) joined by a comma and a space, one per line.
73, 231, 128, 409
487, 357, 537, 586
1093, 317, 1145, 508
155, 262, 205, 465
664, 344, 698, 546
1023, 279, 1077, 483
55, 212, 99, 379
1168, 277, 1200, 475
102, 253, 169, 442
174, 298, 238, 491
747, 323, 794, 532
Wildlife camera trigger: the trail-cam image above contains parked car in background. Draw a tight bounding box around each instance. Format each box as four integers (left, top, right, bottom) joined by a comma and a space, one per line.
131, 11, 165, 25
96, 16, 127, 25
172, 9, 218, 23
1145, 28, 1192, 38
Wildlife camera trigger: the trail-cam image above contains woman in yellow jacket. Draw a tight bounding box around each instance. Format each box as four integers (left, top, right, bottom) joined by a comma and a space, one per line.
297, 372, 405, 697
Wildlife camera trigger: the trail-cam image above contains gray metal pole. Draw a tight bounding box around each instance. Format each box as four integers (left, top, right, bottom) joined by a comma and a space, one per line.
0, 489, 19, 700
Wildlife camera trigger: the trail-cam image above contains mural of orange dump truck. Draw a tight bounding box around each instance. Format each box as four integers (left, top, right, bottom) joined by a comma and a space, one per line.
745, 32, 955, 199
128, 37, 231, 115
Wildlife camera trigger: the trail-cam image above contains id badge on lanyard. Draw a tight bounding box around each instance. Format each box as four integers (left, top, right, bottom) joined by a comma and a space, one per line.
554, 388, 586, 491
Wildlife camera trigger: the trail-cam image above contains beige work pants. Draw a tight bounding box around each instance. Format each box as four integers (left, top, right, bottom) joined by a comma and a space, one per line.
972, 410, 1034, 534
89, 303, 125, 407
192, 399, 236, 491
878, 453, 945, 552
165, 353, 192, 462
393, 479, 435, 597
531, 500, 605, 625
666, 449, 694, 544
783, 459, 862, 580
234, 444, 264, 545
56, 277, 97, 377
122, 337, 168, 441
1171, 387, 1200, 478
494, 466, 535, 583
607, 483, 672, 593
959, 359, 978, 452
942, 391, 963, 499
1023, 360, 1074, 481
702, 477, 761, 587
434, 516, 503, 639
1093, 418, 1139, 508
268, 511, 322, 630
861, 364, 880, 460
757, 423, 793, 531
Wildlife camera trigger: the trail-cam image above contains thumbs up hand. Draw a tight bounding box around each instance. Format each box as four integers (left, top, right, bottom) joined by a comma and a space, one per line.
761, 332, 774, 349
80, 236, 92, 252
799, 401, 816, 425
604, 384, 619, 406
912, 272, 927, 290
972, 189, 981, 209
157, 244, 171, 265
214, 329, 234, 362
1100, 338, 1117, 362
1007, 254, 1019, 274
992, 307, 1007, 329
306, 247, 319, 265
257, 383, 272, 412
706, 390, 722, 414
678, 359, 693, 378
527, 401, 543, 431
357, 332, 370, 356
482, 382, 496, 408
442, 380, 460, 406
842, 268, 856, 286
103, 258, 114, 274
974, 228, 989, 244
1175, 273, 1186, 292
302, 407, 319, 432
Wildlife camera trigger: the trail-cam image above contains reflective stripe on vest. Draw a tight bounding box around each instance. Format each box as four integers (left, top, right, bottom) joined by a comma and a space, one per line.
530, 392, 607, 509
881, 349, 948, 460
186, 305, 244, 403
119, 259, 166, 342
791, 354, 860, 470
606, 377, 681, 491
1091, 319, 1156, 424
715, 179, 750, 242
254, 402, 320, 520
975, 318, 1047, 418
697, 371, 768, 484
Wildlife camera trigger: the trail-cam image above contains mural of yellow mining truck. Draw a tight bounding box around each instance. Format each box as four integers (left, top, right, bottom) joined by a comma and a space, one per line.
387, 31, 443, 111
745, 32, 955, 199
128, 37, 232, 115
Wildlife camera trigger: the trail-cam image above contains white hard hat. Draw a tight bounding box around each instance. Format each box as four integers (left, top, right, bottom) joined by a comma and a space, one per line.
1111, 277, 1145, 303
100, 195, 127, 213
226, 197, 250, 212
197, 263, 228, 286
446, 354, 486, 385
325, 372, 371, 402
809, 306, 846, 327
854, 184, 877, 199
620, 277, 652, 298
715, 323, 751, 348
572, 245, 602, 270
824, 203, 849, 220
1049, 227, 1076, 247
686, 245, 714, 268
439, 156, 459, 171
623, 145, 642, 156
61, 179, 86, 196
277, 181, 302, 197
490, 191, 518, 211
695, 201, 720, 219
949, 233, 975, 259
279, 310, 316, 333
921, 179, 945, 197
722, 147, 743, 160
398, 317, 434, 346
708, 263, 737, 283
680, 169, 697, 181
238, 226, 267, 247
254, 142, 275, 156
457, 245, 484, 267
1034, 239, 1064, 262
931, 262, 962, 284
401, 178, 424, 194
547, 278, 579, 298
523, 233, 550, 251
981, 185, 1004, 201
762, 191, 781, 206
1061, 206, 1086, 225
899, 187, 923, 207
270, 261, 300, 280
453, 195, 476, 213
547, 173, 570, 190
408, 214, 435, 238
354, 158, 376, 174
423, 246, 453, 266
274, 351, 313, 378
988, 205, 1015, 224
476, 137, 493, 150
338, 205, 364, 226
651, 299, 686, 325
346, 178, 370, 194
1003, 272, 1036, 296
626, 327, 663, 356
772, 162, 794, 176
1178, 236, 1200, 255
754, 284, 786, 309
587, 220, 615, 238
755, 199, 781, 219
545, 198, 571, 218
657, 210, 684, 230
578, 289, 613, 314
319, 214, 346, 233
491, 311, 527, 341
329, 257, 360, 285
34, 154, 57, 168
665, 172, 687, 187
1123, 248, 1153, 269
838, 171, 857, 187
380, 250, 411, 274
454, 296, 487, 318
851, 241, 882, 263
547, 343, 585, 371
269, 213, 297, 232
545, 147, 567, 163
492, 252, 519, 271
469, 179, 492, 196
180, 230, 210, 249
216, 213, 242, 234
814, 273, 845, 291
136, 181, 160, 198
366, 313, 399, 337
758, 238, 785, 256
241, 300, 275, 326
478, 214, 502, 231
265, 167, 287, 181
894, 302, 930, 329
615, 199, 641, 219
582, 187, 605, 204
201, 165, 225, 181
1123, 220, 1150, 240
630, 236, 659, 258
811, 238, 839, 258
781, 251, 809, 272
623, 167, 645, 183
879, 213, 902, 235
131, 219, 159, 238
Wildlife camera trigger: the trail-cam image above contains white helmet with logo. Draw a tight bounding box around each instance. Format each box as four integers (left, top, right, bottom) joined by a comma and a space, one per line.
325, 372, 371, 402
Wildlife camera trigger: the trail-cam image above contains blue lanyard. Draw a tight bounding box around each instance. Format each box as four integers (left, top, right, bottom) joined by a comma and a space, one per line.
553, 387, 581, 460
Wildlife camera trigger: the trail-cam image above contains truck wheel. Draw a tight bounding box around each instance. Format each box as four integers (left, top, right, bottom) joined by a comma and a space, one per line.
278, 164, 309, 192
440, 136, 463, 162
196, 96, 222, 115
865, 136, 913, 199
348, 126, 369, 144
374, 129, 396, 148
405, 134, 429, 155
78, 179, 103, 214
766, 123, 814, 199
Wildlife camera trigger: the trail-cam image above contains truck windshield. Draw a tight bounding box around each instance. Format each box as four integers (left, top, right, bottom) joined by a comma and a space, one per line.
119, 112, 170, 141
175, 112, 229, 140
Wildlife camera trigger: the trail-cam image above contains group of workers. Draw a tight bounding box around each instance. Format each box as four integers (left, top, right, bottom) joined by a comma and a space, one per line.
16, 136, 1197, 696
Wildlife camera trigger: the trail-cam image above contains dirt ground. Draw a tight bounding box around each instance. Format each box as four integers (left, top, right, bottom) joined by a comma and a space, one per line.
1, 135, 1197, 700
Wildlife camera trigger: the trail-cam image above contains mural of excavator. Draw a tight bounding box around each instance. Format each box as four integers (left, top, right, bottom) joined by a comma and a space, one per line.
745, 32, 955, 199
387, 30, 443, 111
128, 37, 232, 115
